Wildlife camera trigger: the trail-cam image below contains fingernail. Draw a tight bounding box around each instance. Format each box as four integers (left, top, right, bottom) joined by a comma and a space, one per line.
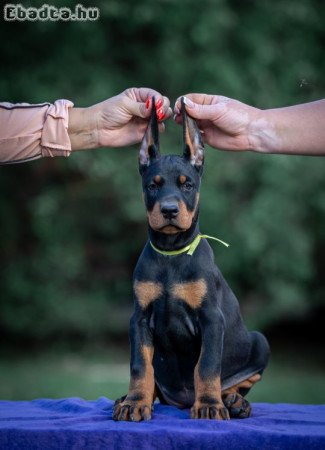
145, 98, 151, 109
157, 109, 164, 120
173, 114, 177, 121
183, 96, 194, 108
156, 99, 163, 109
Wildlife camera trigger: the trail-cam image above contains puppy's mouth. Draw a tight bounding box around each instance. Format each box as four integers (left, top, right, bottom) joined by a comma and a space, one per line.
158, 223, 186, 234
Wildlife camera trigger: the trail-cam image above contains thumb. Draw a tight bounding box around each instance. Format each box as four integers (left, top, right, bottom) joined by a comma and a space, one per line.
183, 97, 225, 121
124, 96, 150, 119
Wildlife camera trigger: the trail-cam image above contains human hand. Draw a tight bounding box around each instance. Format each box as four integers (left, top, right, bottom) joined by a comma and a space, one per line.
174, 94, 261, 152
69, 87, 172, 150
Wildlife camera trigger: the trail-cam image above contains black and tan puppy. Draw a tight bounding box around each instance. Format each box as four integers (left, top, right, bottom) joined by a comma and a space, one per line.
113, 98, 270, 422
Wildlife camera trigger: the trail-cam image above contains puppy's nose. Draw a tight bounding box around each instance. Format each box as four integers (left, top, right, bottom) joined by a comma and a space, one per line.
160, 201, 179, 219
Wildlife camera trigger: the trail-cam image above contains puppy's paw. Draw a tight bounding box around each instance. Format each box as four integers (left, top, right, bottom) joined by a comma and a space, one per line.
222, 392, 251, 418
190, 400, 230, 420
113, 396, 153, 422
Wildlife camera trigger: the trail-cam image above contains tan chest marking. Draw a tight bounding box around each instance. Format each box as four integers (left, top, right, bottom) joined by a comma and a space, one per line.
171, 279, 207, 309
134, 281, 163, 309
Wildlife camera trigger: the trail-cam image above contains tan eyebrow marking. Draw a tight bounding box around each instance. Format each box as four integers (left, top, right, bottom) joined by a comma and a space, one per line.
179, 175, 186, 184
154, 175, 161, 183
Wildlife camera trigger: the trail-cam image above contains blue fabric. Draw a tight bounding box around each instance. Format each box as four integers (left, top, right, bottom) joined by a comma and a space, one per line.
0, 398, 324, 450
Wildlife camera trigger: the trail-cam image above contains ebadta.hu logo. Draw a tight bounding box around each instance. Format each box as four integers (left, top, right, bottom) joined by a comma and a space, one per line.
3, 3, 100, 21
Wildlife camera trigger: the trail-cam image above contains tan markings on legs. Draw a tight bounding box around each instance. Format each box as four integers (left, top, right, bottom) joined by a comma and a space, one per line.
171, 279, 207, 309
221, 374, 260, 419
222, 373, 261, 419
113, 345, 156, 422
222, 373, 262, 394
134, 281, 162, 309
191, 366, 229, 420
128, 345, 155, 401
195, 371, 222, 403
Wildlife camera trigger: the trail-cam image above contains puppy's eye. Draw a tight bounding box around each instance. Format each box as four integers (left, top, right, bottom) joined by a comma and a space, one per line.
147, 183, 158, 192
182, 181, 193, 191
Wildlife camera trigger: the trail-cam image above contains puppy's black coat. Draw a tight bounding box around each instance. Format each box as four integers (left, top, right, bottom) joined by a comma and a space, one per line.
113, 98, 270, 421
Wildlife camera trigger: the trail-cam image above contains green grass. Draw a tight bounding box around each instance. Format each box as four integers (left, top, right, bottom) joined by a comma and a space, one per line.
0, 345, 324, 404
0, 346, 130, 401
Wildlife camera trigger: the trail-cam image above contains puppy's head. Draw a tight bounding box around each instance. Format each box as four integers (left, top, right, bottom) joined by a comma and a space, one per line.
139, 97, 204, 235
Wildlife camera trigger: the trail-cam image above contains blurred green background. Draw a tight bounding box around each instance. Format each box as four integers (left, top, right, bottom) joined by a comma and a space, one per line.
0, 0, 324, 404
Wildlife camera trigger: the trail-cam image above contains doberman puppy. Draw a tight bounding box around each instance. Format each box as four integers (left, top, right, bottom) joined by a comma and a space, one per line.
113, 98, 270, 421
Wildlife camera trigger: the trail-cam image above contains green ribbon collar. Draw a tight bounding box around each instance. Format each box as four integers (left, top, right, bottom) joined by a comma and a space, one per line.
150, 233, 229, 257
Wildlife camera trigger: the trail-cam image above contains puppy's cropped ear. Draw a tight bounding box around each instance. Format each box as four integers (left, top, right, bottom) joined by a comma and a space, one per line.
139, 97, 160, 174
182, 97, 204, 172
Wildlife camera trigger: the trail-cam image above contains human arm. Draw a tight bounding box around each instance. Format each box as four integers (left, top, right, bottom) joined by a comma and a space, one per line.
68, 87, 171, 150
0, 88, 171, 164
174, 94, 325, 156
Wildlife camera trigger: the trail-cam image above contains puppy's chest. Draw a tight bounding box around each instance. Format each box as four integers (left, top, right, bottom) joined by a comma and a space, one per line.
134, 277, 207, 311
152, 285, 201, 343
134, 272, 207, 342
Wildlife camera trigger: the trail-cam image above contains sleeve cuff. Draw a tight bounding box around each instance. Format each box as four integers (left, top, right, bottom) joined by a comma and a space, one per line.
41, 99, 74, 158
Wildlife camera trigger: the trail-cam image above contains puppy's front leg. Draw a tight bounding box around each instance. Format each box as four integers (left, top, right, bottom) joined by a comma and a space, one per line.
113, 308, 155, 422
191, 306, 230, 420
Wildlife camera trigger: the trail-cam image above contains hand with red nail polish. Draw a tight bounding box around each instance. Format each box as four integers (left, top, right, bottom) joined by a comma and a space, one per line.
80, 88, 172, 149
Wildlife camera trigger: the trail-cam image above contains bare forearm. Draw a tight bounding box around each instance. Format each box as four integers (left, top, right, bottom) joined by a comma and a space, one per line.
68, 107, 99, 151
250, 99, 325, 155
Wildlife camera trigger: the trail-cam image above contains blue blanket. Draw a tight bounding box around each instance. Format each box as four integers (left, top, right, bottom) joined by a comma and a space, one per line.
0, 398, 324, 450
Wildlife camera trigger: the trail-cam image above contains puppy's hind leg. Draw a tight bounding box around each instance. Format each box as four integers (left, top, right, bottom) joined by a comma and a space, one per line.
221, 374, 261, 419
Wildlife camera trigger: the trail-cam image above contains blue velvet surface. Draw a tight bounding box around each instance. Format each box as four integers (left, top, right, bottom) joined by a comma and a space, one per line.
0, 398, 324, 450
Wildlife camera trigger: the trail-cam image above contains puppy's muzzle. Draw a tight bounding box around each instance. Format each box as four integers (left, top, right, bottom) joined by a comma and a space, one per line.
160, 201, 179, 220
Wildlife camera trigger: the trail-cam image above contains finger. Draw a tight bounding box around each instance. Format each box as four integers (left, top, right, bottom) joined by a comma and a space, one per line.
125, 94, 170, 121
133, 87, 165, 103
157, 108, 172, 123
124, 87, 168, 119
174, 93, 229, 110
153, 97, 171, 122
158, 122, 166, 133
173, 113, 182, 124
123, 95, 150, 119
178, 97, 227, 122
174, 93, 210, 113
162, 97, 172, 118
174, 94, 232, 120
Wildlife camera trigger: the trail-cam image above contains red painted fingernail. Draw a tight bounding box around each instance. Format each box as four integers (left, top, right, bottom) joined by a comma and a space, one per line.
156, 99, 163, 109
146, 98, 151, 109
157, 109, 165, 120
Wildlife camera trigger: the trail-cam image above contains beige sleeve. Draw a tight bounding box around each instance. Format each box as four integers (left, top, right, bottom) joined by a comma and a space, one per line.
0, 99, 74, 164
